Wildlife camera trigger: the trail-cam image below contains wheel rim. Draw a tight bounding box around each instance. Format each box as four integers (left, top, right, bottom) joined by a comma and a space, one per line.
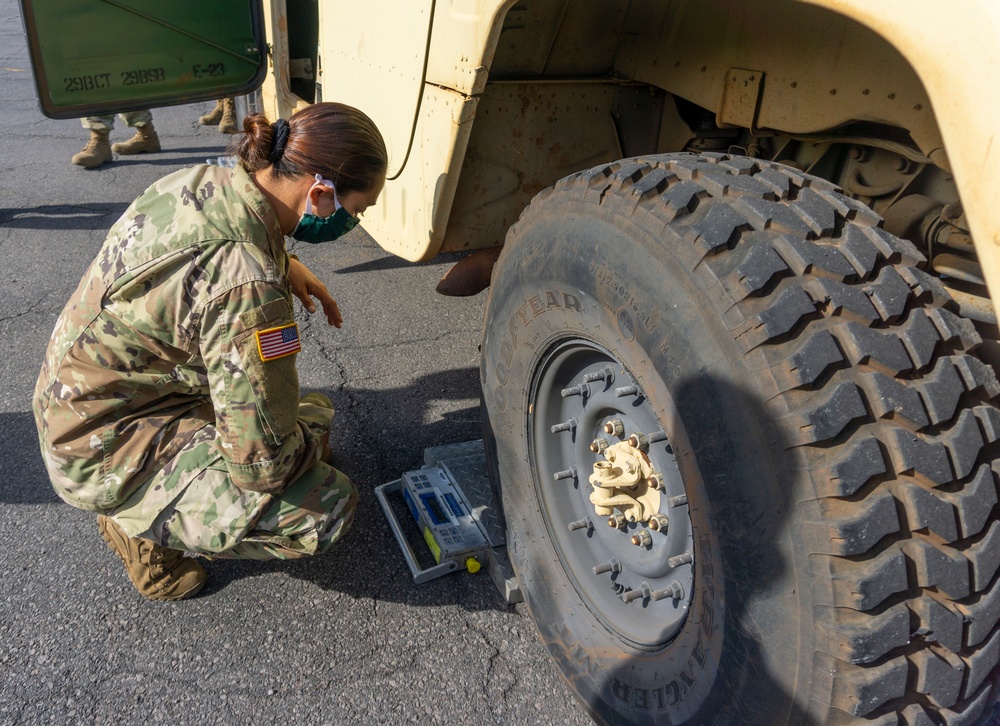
529, 338, 695, 649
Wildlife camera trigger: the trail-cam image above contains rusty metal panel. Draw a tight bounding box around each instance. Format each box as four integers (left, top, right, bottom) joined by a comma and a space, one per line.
440, 81, 623, 255
633, 0, 933, 138
717, 68, 763, 129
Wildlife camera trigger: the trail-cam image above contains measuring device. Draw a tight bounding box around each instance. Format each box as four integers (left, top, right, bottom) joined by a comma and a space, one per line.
376, 465, 490, 583
376, 440, 521, 603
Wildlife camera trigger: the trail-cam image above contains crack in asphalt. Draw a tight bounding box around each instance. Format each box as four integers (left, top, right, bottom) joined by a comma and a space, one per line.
0, 296, 46, 324
465, 617, 517, 723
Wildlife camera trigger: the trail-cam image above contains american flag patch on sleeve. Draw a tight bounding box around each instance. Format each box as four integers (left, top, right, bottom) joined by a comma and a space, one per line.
256, 323, 301, 361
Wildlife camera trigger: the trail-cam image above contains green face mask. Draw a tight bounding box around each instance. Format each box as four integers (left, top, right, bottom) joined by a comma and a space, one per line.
290, 174, 359, 244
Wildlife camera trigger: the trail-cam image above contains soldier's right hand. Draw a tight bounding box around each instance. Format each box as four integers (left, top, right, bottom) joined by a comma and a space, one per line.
288, 257, 343, 328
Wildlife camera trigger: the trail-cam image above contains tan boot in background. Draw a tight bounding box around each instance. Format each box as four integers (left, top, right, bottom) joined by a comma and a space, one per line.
71, 130, 112, 168
97, 514, 207, 601
218, 98, 238, 134
111, 123, 161, 155
198, 99, 225, 125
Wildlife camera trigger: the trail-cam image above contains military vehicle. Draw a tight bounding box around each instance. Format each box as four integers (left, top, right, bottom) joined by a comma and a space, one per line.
21, 1, 1000, 723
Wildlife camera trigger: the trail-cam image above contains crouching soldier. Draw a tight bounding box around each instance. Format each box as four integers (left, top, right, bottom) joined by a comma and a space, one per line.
34, 103, 387, 600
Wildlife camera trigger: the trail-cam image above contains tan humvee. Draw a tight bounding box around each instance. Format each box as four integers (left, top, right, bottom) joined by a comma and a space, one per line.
25, 0, 999, 721
254, 2, 1000, 724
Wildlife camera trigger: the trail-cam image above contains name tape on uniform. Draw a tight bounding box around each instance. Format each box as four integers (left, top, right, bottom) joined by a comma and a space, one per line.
256, 323, 301, 361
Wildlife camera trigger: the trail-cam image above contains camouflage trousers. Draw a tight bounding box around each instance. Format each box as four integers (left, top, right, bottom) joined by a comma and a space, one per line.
110, 424, 358, 560
81, 110, 153, 132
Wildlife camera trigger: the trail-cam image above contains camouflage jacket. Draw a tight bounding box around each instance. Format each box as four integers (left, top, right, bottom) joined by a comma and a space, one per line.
33, 163, 332, 510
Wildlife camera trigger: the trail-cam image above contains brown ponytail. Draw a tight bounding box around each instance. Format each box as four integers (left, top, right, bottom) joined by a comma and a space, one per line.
231, 103, 388, 194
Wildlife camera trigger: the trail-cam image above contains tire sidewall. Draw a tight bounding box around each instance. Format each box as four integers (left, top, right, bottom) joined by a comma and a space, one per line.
482, 194, 807, 724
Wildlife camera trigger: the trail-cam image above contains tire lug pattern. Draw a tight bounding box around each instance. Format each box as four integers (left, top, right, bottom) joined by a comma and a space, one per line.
491, 153, 1000, 723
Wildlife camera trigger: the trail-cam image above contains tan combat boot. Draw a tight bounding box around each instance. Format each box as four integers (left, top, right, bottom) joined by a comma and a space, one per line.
218, 98, 238, 134
97, 514, 207, 601
71, 130, 112, 168
111, 123, 161, 155
198, 99, 225, 125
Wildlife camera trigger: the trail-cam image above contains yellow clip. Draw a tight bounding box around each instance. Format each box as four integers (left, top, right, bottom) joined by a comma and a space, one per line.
465, 557, 481, 574
422, 527, 441, 564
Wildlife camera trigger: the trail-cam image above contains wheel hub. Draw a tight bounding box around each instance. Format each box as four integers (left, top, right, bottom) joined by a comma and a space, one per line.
530, 339, 695, 648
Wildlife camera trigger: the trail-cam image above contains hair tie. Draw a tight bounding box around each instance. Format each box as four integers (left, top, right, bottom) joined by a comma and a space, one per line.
268, 118, 290, 164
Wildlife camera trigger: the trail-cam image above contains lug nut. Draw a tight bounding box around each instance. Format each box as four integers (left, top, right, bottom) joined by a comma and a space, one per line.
561, 383, 590, 398
553, 468, 577, 481
648, 472, 662, 490
589, 438, 608, 453
593, 559, 622, 575
603, 419, 624, 436
608, 514, 627, 529
583, 366, 614, 384
615, 385, 638, 397
648, 514, 669, 531
622, 589, 644, 603
622, 582, 652, 604
668, 552, 694, 568
651, 582, 684, 601
550, 417, 578, 434
628, 432, 648, 451
568, 518, 593, 532
631, 530, 652, 547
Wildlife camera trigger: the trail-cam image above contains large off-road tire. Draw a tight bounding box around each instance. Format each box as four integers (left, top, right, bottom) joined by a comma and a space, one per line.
480, 153, 1000, 725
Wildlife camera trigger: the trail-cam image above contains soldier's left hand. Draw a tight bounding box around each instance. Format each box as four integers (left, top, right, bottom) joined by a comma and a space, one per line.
287, 257, 343, 328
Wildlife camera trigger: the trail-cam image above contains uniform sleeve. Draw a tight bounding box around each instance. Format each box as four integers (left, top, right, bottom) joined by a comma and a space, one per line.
198, 280, 333, 493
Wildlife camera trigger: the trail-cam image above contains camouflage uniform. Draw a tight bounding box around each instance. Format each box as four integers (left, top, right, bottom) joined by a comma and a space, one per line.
33, 163, 357, 560
81, 110, 153, 133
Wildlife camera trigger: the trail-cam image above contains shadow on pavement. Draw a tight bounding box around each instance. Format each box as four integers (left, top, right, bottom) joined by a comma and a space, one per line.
0, 203, 128, 230
0, 410, 58, 504
109, 155, 228, 168
15, 365, 499, 608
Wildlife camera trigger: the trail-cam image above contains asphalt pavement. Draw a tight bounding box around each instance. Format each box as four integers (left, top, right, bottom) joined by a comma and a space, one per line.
0, 3, 591, 724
